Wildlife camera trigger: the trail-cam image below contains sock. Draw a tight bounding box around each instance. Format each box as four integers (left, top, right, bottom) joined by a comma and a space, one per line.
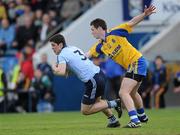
108, 115, 118, 124
137, 108, 147, 120
128, 110, 140, 123
107, 100, 117, 108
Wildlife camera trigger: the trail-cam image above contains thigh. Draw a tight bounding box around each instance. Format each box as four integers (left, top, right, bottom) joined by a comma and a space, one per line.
81, 96, 102, 111
120, 77, 138, 94
82, 71, 105, 105
130, 82, 141, 96
156, 88, 165, 97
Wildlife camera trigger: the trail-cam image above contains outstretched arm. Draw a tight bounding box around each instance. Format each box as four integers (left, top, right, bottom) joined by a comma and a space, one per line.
127, 5, 156, 28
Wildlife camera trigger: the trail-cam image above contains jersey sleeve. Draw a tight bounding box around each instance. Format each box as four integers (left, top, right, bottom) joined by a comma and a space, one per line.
89, 41, 103, 58
57, 50, 70, 64
57, 55, 66, 64
111, 23, 133, 33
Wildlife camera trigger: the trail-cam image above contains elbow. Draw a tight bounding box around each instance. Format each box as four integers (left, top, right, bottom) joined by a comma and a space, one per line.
58, 71, 66, 76
127, 21, 134, 28
54, 70, 66, 76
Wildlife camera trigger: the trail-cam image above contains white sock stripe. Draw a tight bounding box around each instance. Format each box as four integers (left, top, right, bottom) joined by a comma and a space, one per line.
130, 115, 138, 120
137, 113, 145, 117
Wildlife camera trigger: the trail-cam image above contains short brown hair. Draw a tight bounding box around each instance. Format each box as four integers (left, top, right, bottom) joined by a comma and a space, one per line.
90, 18, 107, 30
49, 33, 66, 47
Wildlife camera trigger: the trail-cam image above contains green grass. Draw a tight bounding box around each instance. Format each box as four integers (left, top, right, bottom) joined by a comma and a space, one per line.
0, 108, 180, 135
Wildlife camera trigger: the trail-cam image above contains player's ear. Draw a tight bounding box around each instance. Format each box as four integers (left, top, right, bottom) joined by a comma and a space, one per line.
97, 26, 103, 31
59, 43, 63, 48
97, 26, 101, 30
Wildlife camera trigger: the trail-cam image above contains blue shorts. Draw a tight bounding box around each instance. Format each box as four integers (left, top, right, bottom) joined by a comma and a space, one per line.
82, 70, 106, 105
125, 56, 148, 82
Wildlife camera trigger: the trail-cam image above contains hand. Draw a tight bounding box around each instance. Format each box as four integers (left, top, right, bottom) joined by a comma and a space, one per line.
144, 5, 156, 16
52, 63, 58, 73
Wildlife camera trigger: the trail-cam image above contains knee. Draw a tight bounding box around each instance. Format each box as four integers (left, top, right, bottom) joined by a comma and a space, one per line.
81, 108, 90, 115
119, 89, 128, 98
130, 91, 136, 98
119, 91, 123, 98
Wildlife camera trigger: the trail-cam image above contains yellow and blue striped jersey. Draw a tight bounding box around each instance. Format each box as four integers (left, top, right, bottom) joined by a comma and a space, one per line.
89, 23, 142, 69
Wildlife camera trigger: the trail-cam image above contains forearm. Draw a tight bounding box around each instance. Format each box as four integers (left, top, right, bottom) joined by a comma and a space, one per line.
52, 63, 67, 76
127, 12, 146, 28
128, 5, 156, 27
85, 51, 92, 58
53, 70, 65, 76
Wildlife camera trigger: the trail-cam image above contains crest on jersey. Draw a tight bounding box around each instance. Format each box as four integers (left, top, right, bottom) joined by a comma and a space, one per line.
112, 39, 116, 43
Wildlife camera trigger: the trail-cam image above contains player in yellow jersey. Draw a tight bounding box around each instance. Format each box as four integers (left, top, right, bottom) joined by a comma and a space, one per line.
87, 5, 156, 128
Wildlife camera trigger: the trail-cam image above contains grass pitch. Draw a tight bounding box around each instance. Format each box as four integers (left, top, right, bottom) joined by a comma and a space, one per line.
0, 108, 180, 135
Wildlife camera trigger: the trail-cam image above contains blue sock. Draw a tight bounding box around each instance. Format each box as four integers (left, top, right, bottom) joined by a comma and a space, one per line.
128, 110, 140, 123
137, 108, 147, 120
107, 100, 117, 108
108, 115, 117, 124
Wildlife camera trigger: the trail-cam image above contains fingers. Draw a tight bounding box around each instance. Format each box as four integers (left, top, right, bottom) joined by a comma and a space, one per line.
145, 5, 156, 10
145, 5, 156, 14
149, 5, 156, 11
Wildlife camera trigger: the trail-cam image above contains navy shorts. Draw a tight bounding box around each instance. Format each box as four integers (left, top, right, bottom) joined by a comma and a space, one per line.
82, 70, 106, 105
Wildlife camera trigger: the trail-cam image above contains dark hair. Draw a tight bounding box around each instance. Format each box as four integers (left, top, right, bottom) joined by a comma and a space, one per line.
49, 33, 66, 47
90, 18, 107, 30
155, 55, 165, 63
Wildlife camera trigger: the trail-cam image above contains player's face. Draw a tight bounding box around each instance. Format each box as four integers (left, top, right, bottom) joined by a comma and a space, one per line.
155, 58, 163, 69
51, 42, 63, 55
91, 25, 101, 39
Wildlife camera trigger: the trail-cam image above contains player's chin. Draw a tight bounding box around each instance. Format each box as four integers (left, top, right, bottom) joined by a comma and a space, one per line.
53, 50, 57, 54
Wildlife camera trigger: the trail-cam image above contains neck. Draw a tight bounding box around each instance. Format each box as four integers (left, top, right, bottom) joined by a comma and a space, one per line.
100, 30, 106, 40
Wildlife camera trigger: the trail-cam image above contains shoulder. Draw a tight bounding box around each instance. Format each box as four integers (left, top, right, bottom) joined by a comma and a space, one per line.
90, 41, 103, 53
110, 23, 133, 33
60, 47, 71, 56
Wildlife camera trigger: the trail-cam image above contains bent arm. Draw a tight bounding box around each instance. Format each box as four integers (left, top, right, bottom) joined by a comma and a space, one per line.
85, 51, 92, 58
127, 5, 156, 28
52, 63, 67, 76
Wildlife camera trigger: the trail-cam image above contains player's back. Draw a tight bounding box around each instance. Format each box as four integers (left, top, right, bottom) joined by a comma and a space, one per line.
59, 46, 100, 82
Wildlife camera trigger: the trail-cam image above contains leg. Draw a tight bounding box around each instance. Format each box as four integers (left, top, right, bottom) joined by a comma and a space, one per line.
96, 97, 113, 117
95, 97, 122, 119
130, 83, 148, 123
121, 56, 148, 128
81, 99, 108, 115
119, 77, 141, 128
155, 88, 165, 109
81, 96, 120, 115
130, 82, 144, 109
81, 71, 120, 127
119, 77, 138, 111
81, 71, 120, 115
81, 97, 120, 127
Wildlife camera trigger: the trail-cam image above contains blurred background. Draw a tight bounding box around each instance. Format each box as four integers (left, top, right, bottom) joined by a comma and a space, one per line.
0, 0, 179, 113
